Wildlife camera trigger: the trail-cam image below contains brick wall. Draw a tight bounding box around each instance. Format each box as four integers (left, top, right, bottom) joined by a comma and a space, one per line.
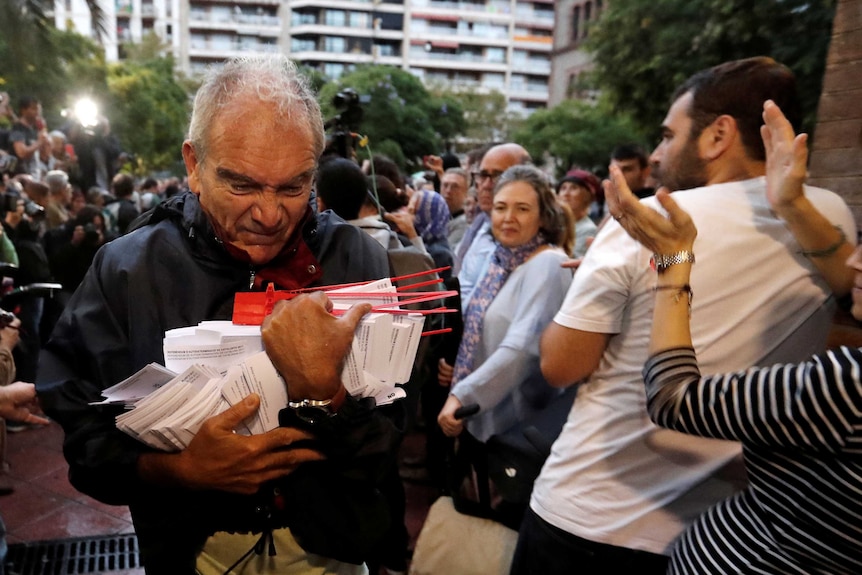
809, 0, 862, 228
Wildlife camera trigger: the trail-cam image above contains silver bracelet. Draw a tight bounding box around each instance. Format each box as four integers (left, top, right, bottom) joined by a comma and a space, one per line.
650, 251, 695, 273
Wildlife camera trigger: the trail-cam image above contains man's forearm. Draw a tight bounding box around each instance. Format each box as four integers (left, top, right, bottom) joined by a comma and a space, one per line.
774, 195, 854, 296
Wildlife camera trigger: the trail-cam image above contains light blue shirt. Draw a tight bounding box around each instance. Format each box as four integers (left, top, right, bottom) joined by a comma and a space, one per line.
451, 249, 573, 441
456, 220, 495, 310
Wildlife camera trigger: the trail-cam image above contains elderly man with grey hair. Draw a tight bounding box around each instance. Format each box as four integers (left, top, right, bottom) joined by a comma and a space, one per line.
37, 55, 395, 574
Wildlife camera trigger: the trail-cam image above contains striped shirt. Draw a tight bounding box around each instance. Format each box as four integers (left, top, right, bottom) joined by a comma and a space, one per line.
643, 346, 862, 574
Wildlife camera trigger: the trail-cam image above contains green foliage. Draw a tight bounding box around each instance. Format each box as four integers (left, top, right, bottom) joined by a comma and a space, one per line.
298, 65, 328, 94
586, 0, 836, 138
0, 0, 108, 116
107, 53, 190, 173
513, 99, 645, 178
359, 139, 406, 169
319, 65, 464, 171
0, 26, 108, 127
428, 86, 520, 146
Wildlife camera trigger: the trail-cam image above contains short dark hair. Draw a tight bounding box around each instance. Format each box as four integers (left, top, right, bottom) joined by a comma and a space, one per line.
673, 56, 800, 162
141, 178, 159, 191
610, 144, 648, 169
111, 173, 135, 199
18, 96, 39, 113
316, 157, 367, 220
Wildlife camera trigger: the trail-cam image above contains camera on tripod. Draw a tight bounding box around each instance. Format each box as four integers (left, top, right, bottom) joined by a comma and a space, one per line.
323, 88, 370, 160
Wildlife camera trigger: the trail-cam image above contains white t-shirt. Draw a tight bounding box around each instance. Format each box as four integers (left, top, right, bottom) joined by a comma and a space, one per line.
530, 177, 856, 554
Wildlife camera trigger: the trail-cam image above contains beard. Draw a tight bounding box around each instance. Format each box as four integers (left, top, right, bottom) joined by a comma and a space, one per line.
653, 141, 709, 192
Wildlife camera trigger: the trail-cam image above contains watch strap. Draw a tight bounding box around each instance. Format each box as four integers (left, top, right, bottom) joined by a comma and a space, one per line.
650, 250, 695, 273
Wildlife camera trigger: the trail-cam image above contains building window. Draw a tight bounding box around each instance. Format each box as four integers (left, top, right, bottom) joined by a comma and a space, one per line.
324, 10, 346, 27
349, 11, 370, 28
324, 63, 346, 79
324, 36, 347, 52
291, 38, 316, 52
571, 6, 580, 42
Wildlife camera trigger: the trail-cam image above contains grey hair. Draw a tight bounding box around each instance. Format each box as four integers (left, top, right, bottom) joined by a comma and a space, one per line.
188, 55, 324, 163
45, 170, 69, 194
494, 165, 565, 246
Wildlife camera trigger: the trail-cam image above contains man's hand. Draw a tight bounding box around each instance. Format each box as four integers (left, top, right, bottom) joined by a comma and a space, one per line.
604, 165, 696, 255
437, 394, 464, 437
0, 316, 21, 352
423, 155, 444, 178
261, 292, 371, 401
0, 382, 49, 426
384, 210, 418, 239
761, 99, 808, 216
142, 394, 322, 494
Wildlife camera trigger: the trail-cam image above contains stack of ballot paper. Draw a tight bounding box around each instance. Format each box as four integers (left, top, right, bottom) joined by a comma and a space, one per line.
97, 278, 431, 451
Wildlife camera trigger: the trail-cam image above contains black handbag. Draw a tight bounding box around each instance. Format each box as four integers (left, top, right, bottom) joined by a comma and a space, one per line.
448, 385, 578, 530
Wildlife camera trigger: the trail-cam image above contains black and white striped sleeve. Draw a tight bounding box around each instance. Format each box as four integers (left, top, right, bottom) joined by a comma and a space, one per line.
642, 346, 862, 454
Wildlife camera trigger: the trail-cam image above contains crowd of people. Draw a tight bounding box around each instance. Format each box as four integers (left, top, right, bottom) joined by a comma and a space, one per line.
0, 52, 856, 575
0, 94, 186, 481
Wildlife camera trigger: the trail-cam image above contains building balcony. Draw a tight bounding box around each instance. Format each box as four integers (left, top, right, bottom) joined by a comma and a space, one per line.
512, 34, 553, 50
412, 0, 512, 16
188, 41, 281, 59
511, 60, 551, 75
507, 84, 549, 101
191, 0, 280, 5
513, 8, 554, 27
408, 53, 508, 73
290, 0, 404, 12
290, 49, 402, 66
412, 28, 510, 48
289, 23, 403, 41
189, 13, 281, 31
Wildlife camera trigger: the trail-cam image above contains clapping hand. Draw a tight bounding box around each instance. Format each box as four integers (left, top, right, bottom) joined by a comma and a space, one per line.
761, 99, 808, 216
604, 165, 697, 255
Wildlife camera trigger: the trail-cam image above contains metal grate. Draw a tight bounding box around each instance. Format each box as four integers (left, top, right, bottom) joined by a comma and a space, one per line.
4, 534, 140, 575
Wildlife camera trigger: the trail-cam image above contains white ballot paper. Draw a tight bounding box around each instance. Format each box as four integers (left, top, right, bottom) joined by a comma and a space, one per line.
101, 280, 427, 451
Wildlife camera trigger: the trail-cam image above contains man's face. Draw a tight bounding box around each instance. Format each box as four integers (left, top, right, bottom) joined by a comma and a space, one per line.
440, 173, 468, 214
610, 158, 647, 192
183, 99, 317, 266
21, 103, 39, 124
649, 92, 708, 192
475, 148, 518, 214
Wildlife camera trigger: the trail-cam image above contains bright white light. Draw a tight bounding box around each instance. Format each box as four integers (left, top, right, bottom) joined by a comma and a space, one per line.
74, 98, 99, 128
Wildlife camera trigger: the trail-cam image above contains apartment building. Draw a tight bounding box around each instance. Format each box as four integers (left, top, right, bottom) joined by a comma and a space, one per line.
54, 0, 554, 115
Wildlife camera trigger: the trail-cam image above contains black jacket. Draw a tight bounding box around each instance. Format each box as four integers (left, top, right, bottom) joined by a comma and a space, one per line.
36, 192, 397, 573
